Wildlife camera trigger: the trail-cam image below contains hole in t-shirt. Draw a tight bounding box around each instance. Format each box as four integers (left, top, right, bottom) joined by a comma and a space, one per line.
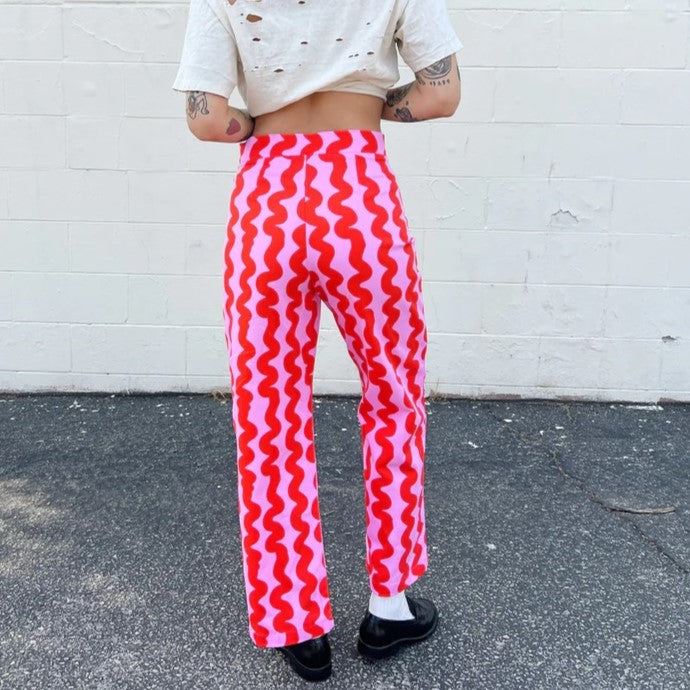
247, 13, 262, 22
274, 68, 284, 73
300, 41, 308, 44
252, 37, 261, 41
367, 51, 374, 55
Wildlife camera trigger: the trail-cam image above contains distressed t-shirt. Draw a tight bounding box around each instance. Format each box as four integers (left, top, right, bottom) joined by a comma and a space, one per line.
172, 0, 463, 117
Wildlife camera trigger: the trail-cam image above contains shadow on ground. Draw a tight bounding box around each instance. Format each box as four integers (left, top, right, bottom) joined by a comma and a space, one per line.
0, 394, 688, 689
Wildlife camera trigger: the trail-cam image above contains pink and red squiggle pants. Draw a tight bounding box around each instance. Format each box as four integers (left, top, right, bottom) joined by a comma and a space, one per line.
222, 129, 428, 648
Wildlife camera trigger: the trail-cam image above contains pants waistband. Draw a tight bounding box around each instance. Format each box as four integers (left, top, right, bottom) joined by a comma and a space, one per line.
238, 128, 386, 166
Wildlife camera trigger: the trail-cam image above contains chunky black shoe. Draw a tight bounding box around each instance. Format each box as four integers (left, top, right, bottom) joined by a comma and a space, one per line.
357, 595, 439, 660
276, 633, 332, 682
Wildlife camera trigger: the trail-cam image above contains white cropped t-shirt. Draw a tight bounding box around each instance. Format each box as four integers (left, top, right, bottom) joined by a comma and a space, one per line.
172, 0, 463, 117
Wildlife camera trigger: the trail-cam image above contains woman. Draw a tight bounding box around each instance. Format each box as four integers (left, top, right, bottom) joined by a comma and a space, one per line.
173, 0, 462, 682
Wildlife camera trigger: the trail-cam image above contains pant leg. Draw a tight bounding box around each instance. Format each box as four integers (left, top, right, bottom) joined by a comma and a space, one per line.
303, 137, 429, 597
222, 143, 334, 648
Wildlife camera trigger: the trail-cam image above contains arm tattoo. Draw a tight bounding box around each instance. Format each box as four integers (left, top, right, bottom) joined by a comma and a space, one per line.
226, 118, 241, 136
186, 91, 209, 119
385, 80, 419, 121
415, 56, 452, 87
386, 81, 413, 107
394, 106, 419, 122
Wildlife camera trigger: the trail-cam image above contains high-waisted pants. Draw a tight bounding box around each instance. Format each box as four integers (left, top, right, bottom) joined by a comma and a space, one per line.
221, 128, 428, 648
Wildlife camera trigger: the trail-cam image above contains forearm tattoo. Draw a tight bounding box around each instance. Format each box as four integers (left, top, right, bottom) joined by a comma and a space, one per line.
415, 56, 453, 87
395, 106, 418, 122
385, 55, 457, 122
386, 81, 413, 107
186, 91, 209, 119
385, 81, 419, 122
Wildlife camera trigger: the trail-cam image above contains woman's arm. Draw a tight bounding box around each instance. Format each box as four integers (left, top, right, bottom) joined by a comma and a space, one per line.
382, 53, 461, 122
185, 91, 255, 143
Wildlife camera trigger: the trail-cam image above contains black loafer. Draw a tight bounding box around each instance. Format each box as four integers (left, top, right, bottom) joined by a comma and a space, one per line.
276, 633, 332, 682
357, 594, 439, 659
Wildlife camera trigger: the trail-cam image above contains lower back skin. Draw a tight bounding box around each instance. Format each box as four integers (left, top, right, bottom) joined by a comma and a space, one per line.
251, 91, 385, 136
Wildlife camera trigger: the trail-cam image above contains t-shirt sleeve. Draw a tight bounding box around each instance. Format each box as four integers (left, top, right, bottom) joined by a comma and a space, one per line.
172, 0, 239, 99
393, 0, 463, 74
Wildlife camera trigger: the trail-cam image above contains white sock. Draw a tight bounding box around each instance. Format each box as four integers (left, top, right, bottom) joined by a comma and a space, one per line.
368, 591, 415, 620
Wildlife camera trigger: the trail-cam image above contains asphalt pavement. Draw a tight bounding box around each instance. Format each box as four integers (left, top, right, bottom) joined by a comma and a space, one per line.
1, 393, 688, 689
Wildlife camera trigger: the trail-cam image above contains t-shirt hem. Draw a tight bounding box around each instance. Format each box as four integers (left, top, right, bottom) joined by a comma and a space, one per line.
172, 70, 235, 100
314, 83, 388, 100
406, 37, 464, 74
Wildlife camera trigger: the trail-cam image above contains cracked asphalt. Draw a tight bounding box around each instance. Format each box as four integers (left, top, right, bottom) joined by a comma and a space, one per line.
1, 394, 688, 689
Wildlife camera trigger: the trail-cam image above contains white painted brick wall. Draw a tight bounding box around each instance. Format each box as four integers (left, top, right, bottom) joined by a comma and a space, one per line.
1, 1, 689, 402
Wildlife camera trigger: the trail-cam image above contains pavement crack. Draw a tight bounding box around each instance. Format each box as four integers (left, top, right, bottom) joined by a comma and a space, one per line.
546, 444, 689, 577
483, 403, 689, 576
620, 516, 689, 576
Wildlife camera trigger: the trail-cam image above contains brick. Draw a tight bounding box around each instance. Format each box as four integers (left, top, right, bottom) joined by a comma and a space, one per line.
430, 123, 554, 177
62, 63, 125, 117
622, 69, 690, 125
611, 180, 690, 234
398, 176, 485, 231
423, 281, 482, 334
69, 222, 187, 275
70, 324, 185, 375
0, 323, 71, 372
0, 7, 62, 60
67, 117, 120, 170
185, 225, 227, 275
9, 170, 127, 222
535, 337, 603, 390
495, 68, 622, 123
12, 273, 128, 323
0, 273, 11, 319
2, 61, 64, 115
480, 284, 606, 337
64, 5, 186, 63
486, 179, 612, 232
660, 338, 690, 391
604, 287, 690, 339
453, 10, 560, 68
562, 11, 687, 68
0, 116, 65, 168
428, 333, 540, 386
128, 171, 232, 224
550, 124, 690, 181
0, 221, 69, 271
127, 275, 222, 326
187, 326, 228, 377
607, 235, 672, 287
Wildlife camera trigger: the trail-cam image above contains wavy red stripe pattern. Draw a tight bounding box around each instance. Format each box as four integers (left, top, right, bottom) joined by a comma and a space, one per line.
222, 128, 428, 648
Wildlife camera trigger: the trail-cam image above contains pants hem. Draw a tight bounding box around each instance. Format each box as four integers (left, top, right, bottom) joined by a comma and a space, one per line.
250, 617, 336, 649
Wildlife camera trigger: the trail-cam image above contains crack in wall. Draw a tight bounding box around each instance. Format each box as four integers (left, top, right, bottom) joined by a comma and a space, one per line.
71, 20, 144, 56
550, 207, 579, 224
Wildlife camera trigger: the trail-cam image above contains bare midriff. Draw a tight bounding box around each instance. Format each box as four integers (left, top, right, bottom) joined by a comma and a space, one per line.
251, 90, 385, 136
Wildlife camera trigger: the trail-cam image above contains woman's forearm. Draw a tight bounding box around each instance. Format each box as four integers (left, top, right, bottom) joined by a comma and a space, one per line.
186, 90, 255, 143
209, 105, 255, 143
382, 80, 452, 122
224, 106, 255, 143
382, 56, 460, 122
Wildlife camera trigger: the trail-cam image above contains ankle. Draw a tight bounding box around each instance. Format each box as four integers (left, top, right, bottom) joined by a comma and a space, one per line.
368, 590, 415, 620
